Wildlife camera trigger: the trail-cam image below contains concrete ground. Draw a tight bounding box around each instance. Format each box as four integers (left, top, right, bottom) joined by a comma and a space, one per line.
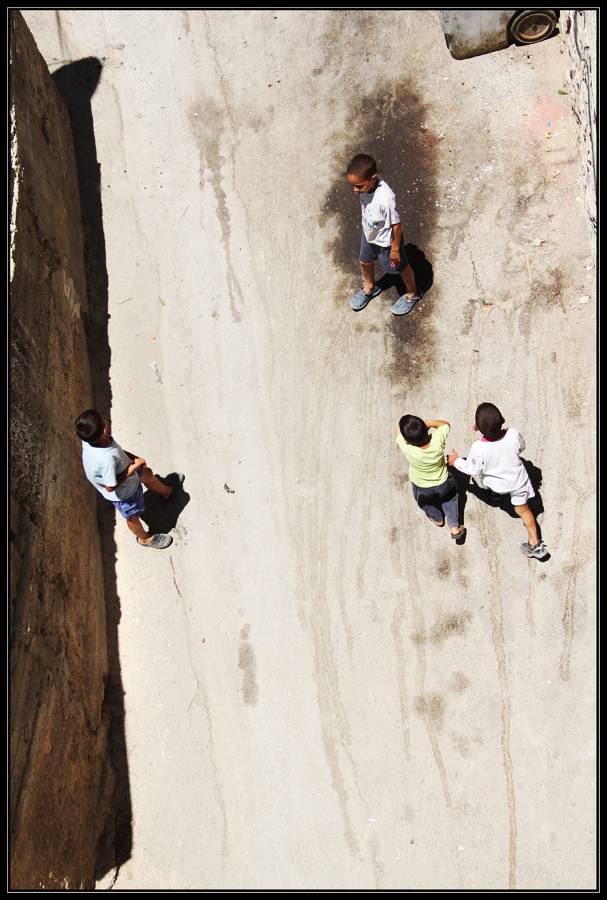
24, 10, 596, 891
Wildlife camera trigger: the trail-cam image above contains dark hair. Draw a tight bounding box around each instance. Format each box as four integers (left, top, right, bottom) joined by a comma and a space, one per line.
75, 409, 105, 444
399, 414, 429, 447
347, 153, 377, 180
475, 402, 503, 438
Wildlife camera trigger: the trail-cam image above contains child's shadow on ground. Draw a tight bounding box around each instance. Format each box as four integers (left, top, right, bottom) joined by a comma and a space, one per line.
377, 244, 434, 297
451, 458, 546, 549
140, 473, 190, 535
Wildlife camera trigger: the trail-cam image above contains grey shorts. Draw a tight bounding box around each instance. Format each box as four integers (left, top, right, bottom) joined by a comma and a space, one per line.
360, 232, 409, 274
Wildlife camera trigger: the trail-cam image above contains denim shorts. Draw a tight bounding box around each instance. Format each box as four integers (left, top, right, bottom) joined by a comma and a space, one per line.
360, 231, 409, 274
111, 472, 145, 519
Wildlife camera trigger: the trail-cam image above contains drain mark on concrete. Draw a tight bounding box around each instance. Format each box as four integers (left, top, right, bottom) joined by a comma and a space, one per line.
291, 377, 363, 856
170, 554, 229, 874
390, 590, 410, 760
560, 479, 594, 681
188, 15, 243, 324
238, 624, 259, 705
403, 538, 452, 808
478, 504, 517, 889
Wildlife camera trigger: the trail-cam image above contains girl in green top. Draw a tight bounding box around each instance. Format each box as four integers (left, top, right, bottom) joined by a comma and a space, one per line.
395, 415, 465, 541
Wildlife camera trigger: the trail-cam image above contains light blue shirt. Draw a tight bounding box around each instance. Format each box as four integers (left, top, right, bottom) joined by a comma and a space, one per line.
81, 437, 139, 501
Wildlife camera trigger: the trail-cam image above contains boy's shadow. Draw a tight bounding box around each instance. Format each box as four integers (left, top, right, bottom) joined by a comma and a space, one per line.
377, 244, 434, 297
450, 458, 547, 551
140, 473, 190, 535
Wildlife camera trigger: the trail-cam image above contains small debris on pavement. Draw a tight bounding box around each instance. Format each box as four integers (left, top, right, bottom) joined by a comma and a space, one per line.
224, 483, 235, 493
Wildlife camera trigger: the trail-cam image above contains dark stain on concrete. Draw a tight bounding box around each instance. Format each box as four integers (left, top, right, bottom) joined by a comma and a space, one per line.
436, 552, 451, 580
417, 693, 445, 729
430, 610, 472, 645
319, 79, 440, 386
449, 671, 470, 694
392, 470, 409, 489
238, 624, 259, 705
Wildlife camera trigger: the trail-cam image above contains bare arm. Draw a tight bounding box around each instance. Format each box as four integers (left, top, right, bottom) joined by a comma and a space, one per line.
424, 419, 450, 430
105, 456, 146, 492
390, 222, 403, 265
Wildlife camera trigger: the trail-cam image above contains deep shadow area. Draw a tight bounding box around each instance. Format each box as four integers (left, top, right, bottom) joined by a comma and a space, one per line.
377, 243, 435, 301
452, 458, 545, 543
52, 57, 131, 880
320, 79, 440, 386
140, 474, 191, 536
449, 466, 471, 528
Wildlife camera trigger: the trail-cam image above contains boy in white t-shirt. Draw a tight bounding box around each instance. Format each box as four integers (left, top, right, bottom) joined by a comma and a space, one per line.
447, 403, 548, 559
346, 153, 423, 315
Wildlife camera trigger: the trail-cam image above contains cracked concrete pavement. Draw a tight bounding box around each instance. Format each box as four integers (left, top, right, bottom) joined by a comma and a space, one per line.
24, 10, 596, 890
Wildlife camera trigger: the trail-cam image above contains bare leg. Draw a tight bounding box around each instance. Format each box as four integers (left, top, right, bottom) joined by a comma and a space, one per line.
360, 260, 376, 294
127, 514, 153, 544
139, 466, 172, 500
514, 503, 539, 548
401, 264, 418, 298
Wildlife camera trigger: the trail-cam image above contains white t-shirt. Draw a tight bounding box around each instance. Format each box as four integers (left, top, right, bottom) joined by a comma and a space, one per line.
81, 437, 139, 501
453, 428, 531, 494
360, 179, 400, 247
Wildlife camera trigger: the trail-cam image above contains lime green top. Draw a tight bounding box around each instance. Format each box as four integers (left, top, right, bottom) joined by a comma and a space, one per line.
396, 424, 450, 487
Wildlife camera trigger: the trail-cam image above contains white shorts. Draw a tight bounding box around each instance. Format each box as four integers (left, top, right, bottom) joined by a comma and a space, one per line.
509, 479, 535, 507
474, 474, 535, 507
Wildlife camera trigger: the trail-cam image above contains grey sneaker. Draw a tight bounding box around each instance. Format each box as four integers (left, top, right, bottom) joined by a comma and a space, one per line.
350, 285, 381, 311
520, 540, 548, 559
137, 533, 173, 550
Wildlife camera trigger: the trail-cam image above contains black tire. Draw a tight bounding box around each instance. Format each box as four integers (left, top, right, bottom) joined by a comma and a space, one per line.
509, 9, 558, 44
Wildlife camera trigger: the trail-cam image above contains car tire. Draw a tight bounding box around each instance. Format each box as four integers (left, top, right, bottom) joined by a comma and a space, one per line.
509, 9, 558, 44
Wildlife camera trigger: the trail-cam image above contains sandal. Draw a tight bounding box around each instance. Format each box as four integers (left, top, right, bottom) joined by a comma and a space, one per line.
350, 285, 381, 311
451, 527, 466, 543
391, 291, 424, 316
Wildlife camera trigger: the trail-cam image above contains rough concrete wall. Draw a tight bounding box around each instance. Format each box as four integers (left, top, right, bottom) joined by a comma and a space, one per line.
561, 9, 597, 258
9, 11, 113, 889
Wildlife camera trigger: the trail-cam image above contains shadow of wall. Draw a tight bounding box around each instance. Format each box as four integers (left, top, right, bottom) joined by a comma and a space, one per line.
51, 57, 133, 879
9, 11, 120, 889
9, 11, 131, 887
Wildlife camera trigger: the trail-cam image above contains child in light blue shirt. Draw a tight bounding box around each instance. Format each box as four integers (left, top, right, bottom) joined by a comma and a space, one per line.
76, 409, 181, 550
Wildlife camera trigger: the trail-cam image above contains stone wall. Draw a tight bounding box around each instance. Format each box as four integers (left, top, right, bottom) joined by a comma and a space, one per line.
9, 11, 113, 889
561, 9, 597, 259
